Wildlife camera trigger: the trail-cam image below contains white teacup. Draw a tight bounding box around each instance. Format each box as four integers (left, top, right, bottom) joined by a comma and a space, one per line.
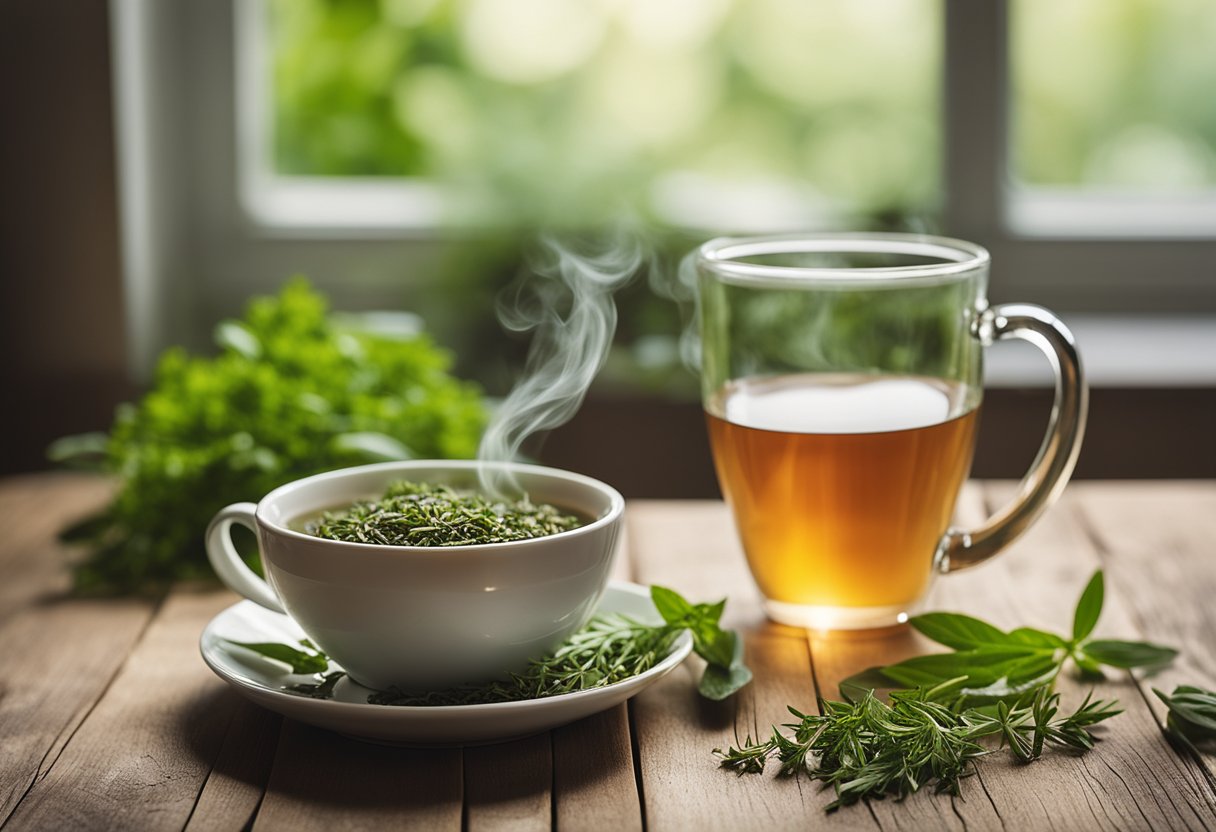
205, 460, 624, 691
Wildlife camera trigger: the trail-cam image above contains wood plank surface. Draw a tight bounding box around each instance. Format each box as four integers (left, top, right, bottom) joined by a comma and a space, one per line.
465, 734, 551, 832
2, 474, 1216, 831
0, 473, 113, 623
3, 590, 238, 831
625, 502, 844, 829
1074, 482, 1216, 784
552, 706, 642, 832
251, 722, 463, 831
183, 700, 281, 832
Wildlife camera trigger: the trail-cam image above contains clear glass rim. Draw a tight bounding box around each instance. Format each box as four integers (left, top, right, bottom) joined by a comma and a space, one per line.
698, 232, 990, 287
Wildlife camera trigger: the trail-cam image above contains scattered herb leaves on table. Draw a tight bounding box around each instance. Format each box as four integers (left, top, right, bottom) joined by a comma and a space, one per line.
50, 279, 486, 592
307, 480, 582, 546
839, 570, 1177, 705
228, 585, 752, 704
718, 570, 1176, 811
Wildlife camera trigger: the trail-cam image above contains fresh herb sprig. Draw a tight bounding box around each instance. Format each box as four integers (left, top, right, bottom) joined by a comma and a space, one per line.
307, 480, 582, 546
51, 279, 486, 592
1154, 685, 1216, 750
228, 585, 752, 704
716, 682, 1121, 810
840, 571, 1177, 705
718, 570, 1174, 811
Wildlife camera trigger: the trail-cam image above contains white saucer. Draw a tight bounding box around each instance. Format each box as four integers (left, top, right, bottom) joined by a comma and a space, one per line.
200, 580, 693, 746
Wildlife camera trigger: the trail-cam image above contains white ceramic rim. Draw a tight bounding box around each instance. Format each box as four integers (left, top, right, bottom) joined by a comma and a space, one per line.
199, 581, 694, 715
698, 232, 990, 288
254, 459, 625, 555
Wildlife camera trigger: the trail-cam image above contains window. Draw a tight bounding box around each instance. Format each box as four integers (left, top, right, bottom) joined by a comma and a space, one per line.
244, 0, 941, 232
110, 0, 1216, 386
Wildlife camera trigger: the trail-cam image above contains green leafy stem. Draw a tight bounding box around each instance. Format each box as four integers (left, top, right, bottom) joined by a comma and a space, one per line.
840, 570, 1177, 705
718, 570, 1179, 811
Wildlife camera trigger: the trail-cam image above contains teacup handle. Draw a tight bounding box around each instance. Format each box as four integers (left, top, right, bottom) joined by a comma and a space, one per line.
206, 502, 287, 613
936, 303, 1088, 573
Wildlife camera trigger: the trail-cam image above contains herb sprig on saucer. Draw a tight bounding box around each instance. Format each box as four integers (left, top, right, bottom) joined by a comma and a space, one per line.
227, 585, 752, 705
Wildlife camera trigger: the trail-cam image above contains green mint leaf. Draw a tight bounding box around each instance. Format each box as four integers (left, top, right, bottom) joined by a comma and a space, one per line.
878, 647, 1052, 689
698, 633, 752, 700
1072, 570, 1104, 642
838, 666, 896, 702
692, 627, 737, 671
1073, 653, 1106, 680
1007, 627, 1068, 649
1081, 639, 1178, 669
956, 661, 1062, 703
910, 612, 1015, 650
228, 640, 329, 674
693, 598, 726, 627
699, 663, 754, 701
1154, 686, 1216, 742
650, 585, 695, 626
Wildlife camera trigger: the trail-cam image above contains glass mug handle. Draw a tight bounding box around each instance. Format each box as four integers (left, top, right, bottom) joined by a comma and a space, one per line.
935, 303, 1088, 573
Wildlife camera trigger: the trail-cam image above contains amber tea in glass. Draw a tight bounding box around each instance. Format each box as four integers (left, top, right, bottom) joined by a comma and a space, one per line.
696, 234, 1086, 628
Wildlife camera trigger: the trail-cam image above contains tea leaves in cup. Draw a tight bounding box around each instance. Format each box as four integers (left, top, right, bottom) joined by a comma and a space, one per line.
305, 480, 584, 546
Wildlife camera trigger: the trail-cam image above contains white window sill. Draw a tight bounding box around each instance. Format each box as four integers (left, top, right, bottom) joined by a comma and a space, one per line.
985, 316, 1216, 388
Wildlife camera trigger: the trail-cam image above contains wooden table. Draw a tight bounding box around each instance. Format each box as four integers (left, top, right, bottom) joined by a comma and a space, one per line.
1, 474, 1214, 830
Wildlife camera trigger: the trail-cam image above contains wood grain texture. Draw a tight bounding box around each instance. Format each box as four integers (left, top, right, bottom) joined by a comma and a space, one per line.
4, 475, 1216, 831
549, 525, 644, 832
0, 473, 113, 623
183, 700, 282, 832
464, 734, 551, 832
252, 721, 462, 832
3, 590, 237, 831
0, 598, 155, 827
626, 501, 847, 829
1074, 482, 1216, 783
552, 706, 642, 832
914, 483, 1216, 831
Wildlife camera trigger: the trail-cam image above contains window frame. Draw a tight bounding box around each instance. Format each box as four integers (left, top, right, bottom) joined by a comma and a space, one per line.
110, 0, 1216, 382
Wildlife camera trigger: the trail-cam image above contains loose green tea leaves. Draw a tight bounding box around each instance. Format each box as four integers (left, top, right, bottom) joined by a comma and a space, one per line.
266, 585, 750, 705
371, 613, 680, 706
307, 480, 583, 546
287, 670, 346, 699
716, 686, 1120, 811
227, 640, 330, 674
839, 570, 1177, 704
1154, 685, 1216, 747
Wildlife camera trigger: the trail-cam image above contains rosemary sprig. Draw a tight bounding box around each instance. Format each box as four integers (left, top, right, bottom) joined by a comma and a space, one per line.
370, 613, 679, 705
230, 585, 753, 704
720, 570, 1166, 812
306, 480, 583, 546
716, 683, 1121, 811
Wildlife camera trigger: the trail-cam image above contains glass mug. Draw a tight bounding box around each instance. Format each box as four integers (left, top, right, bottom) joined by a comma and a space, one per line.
696, 233, 1086, 629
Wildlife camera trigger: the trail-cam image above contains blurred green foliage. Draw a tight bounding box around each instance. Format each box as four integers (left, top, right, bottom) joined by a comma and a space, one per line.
52, 279, 486, 593
1014, 0, 1216, 188
267, 0, 940, 224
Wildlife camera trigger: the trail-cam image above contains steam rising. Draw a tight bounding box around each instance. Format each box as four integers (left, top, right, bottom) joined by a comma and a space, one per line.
478, 228, 645, 497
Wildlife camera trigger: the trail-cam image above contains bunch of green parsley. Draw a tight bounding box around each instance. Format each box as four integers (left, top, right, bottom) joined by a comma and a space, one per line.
52, 279, 486, 592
